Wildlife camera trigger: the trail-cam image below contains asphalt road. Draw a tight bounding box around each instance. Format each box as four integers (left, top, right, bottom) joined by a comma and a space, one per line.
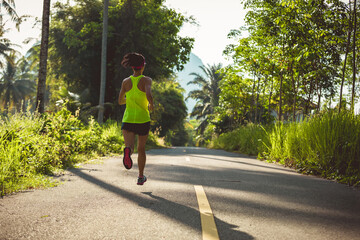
1, 147, 360, 240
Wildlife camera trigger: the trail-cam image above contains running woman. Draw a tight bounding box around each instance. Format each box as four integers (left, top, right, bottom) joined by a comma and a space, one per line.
118, 53, 154, 185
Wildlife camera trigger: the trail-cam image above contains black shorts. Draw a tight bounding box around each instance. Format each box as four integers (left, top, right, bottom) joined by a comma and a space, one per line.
121, 122, 150, 136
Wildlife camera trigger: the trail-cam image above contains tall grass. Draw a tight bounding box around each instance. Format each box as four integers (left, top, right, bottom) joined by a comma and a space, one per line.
0, 108, 128, 196
212, 123, 269, 156
211, 111, 360, 186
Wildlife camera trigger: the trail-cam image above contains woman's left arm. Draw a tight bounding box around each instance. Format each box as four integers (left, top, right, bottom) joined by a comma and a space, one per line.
118, 81, 127, 105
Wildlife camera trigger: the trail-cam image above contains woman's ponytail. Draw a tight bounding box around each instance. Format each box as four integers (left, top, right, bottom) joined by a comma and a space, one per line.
121, 53, 145, 69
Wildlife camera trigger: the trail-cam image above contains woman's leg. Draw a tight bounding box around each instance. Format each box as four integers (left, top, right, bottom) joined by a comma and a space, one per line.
137, 134, 148, 177
122, 129, 135, 154
122, 129, 136, 169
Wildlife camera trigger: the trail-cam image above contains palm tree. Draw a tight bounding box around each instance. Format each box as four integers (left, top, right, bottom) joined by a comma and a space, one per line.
187, 64, 223, 134
36, 0, 51, 114
0, 52, 36, 112
0, 24, 16, 68
0, 0, 25, 68
0, 0, 20, 25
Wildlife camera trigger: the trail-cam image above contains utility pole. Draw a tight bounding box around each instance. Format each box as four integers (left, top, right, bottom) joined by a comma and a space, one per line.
98, 0, 109, 124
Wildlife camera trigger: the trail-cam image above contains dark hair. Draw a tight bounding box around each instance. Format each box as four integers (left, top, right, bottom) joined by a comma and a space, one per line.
121, 52, 145, 69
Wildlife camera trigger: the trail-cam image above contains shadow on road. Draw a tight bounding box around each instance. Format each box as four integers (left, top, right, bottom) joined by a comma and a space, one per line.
142, 191, 254, 240
68, 168, 254, 240
189, 153, 295, 173
145, 148, 360, 231
148, 147, 296, 174
69, 147, 360, 238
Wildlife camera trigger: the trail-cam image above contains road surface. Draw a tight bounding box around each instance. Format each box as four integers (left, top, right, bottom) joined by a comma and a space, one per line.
1, 147, 360, 240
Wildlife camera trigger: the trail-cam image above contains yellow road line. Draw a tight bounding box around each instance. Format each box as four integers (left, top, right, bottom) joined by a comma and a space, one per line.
194, 185, 220, 240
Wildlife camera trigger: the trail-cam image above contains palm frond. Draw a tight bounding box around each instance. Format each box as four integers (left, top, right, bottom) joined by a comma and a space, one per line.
187, 73, 207, 86
0, 0, 19, 23
0, 52, 37, 110
188, 63, 224, 129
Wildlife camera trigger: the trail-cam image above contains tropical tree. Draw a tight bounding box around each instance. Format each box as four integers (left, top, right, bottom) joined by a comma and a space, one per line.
50, 0, 194, 120
0, 25, 13, 67
216, 67, 254, 129
351, 0, 358, 112
0, 52, 36, 112
23, 42, 40, 74
0, 0, 22, 67
36, 0, 51, 113
339, 0, 352, 112
223, 0, 349, 123
0, 0, 20, 26
187, 64, 223, 134
151, 80, 187, 138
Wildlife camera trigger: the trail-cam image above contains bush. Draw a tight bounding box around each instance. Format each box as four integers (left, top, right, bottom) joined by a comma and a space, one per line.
212, 123, 268, 156
264, 111, 360, 185
100, 120, 124, 154
0, 111, 59, 195
0, 108, 126, 196
0, 107, 165, 196
211, 111, 360, 186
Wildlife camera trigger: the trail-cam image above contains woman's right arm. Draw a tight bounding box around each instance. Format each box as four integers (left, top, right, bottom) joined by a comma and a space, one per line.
145, 77, 154, 111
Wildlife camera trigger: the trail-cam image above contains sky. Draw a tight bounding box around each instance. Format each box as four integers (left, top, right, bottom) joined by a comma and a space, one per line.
5, 0, 247, 65
164, 0, 247, 65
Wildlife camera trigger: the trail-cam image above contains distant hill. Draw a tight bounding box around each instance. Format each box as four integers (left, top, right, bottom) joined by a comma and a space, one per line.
176, 53, 204, 114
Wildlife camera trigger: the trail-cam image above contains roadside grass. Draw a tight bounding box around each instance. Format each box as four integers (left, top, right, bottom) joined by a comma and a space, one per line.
0, 108, 160, 196
211, 123, 269, 156
211, 110, 360, 186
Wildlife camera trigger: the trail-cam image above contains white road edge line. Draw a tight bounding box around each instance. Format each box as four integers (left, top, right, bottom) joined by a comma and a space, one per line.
194, 185, 220, 240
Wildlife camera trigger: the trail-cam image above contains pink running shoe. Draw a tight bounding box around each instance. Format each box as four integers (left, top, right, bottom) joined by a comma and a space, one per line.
123, 147, 133, 170
137, 176, 147, 185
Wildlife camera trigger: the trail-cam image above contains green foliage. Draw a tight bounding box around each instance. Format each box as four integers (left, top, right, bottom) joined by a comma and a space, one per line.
0, 1, 22, 68
0, 108, 128, 196
212, 123, 268, 156
165, 124, 188, 146
0, 52, 36, 112
224, 0, 354, 123
218, 68, 252, 117
101, 120, 124, 153
50, 0, 194, 120
0, 1, 20, 26
151, 80, 187, 138
211, 111, 360, 186
265, 111, 360, 184
145, 131, 160, 149
184, 119, 199, 146
187, 64, 223, 134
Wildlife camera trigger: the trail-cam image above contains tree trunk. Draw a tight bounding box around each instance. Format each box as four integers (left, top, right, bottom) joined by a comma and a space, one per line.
36, 0, 51, 114
268, 79, 273, 121
339, 0, 353, 112
305, 80, 314, 116
251, 71, 257, 123
315, 77, 320, 113
351, 0, 357, 113
278, 73, 283, 121
255, 76, 261, 123
317, 86, 322, 113
289, 61, 297, 121
292, 75, 300, 122
268, 65, 275, 121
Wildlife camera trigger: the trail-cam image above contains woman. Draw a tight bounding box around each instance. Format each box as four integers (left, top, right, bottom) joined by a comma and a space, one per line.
118, 52, 154, 185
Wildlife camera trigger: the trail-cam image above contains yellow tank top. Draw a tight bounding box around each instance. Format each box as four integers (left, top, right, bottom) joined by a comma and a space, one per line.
122, 75, 151, 123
